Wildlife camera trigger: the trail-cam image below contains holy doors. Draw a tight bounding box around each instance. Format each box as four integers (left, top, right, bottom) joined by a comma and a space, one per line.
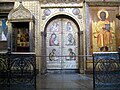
46, 18, 78, 70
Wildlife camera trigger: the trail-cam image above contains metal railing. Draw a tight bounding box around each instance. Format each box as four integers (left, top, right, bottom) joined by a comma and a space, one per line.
0, 51, 36, 90
1, 50, 120, 90
93, 52, 120, 90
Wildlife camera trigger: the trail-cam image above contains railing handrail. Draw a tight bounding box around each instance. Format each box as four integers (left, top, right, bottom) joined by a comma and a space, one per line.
0, 52, 35, 54
11, 52, 35, 55
93, 52, 119, 54
36, 55, 92, 57
0, 51, 7, 54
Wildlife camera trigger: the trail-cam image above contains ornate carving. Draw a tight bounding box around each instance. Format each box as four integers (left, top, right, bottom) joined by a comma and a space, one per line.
59, 8, 64, 12
44, 9, 51, 16
72, 8, 80, 15
72, 8, 82, 19
11, 10, 31, 19
42, 15, 46, 20
87, 2, 120, 6
8, 2, 33, 20
41, 0, 82, 4
78, 15, 82, 19
93, 52, 120, 89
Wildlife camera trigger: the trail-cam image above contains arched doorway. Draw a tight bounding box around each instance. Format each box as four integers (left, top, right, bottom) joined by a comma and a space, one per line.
44, 15, 80, 71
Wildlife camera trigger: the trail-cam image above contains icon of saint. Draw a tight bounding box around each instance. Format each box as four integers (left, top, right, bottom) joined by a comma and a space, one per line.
66, 22, 73, 32
49, 49, 58, 61
66, 33, 75, 46
66, 48, 76, 60
49, 33, 59, 46
50, 22, 59, 32
95, 9, 113, 51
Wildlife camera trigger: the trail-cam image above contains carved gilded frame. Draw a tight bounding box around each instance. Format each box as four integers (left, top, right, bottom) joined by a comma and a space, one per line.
7, 2, 35, 52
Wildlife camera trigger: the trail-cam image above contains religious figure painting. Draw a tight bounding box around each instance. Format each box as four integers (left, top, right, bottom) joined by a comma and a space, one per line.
49, 48, 59, 61
66, 33, 75, 46
20, 29, 29, 42
66, 22, 73, 32
0, 19, 7, 41
92, 9, 116, 52
49, 33, 59, 46
17, 28, 29, 47
49, 21, 59, 32
65, 48, 76, 61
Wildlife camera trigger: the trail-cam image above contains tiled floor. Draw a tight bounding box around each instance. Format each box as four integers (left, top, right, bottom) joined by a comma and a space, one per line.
36, 73, 93, 90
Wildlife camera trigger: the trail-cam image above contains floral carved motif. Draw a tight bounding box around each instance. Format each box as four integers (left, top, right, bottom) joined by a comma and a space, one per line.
11, 10, 31, 19
8, 3, 32, 20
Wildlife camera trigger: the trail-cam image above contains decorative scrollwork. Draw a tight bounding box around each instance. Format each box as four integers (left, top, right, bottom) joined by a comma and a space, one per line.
10, 57, 35, 84
0, 58, 7, 71
0, 54, 7, 84
0, 53, 36, 89
95, 59, 119, 83
93, 52, 120, 89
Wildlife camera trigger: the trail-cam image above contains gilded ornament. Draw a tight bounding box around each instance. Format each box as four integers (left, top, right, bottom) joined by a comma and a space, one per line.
78, 15, 82, 19
59, 8, 64, 11
44, 9, 51, 16
72, 8, 80, 15
42, 15, 46, 20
